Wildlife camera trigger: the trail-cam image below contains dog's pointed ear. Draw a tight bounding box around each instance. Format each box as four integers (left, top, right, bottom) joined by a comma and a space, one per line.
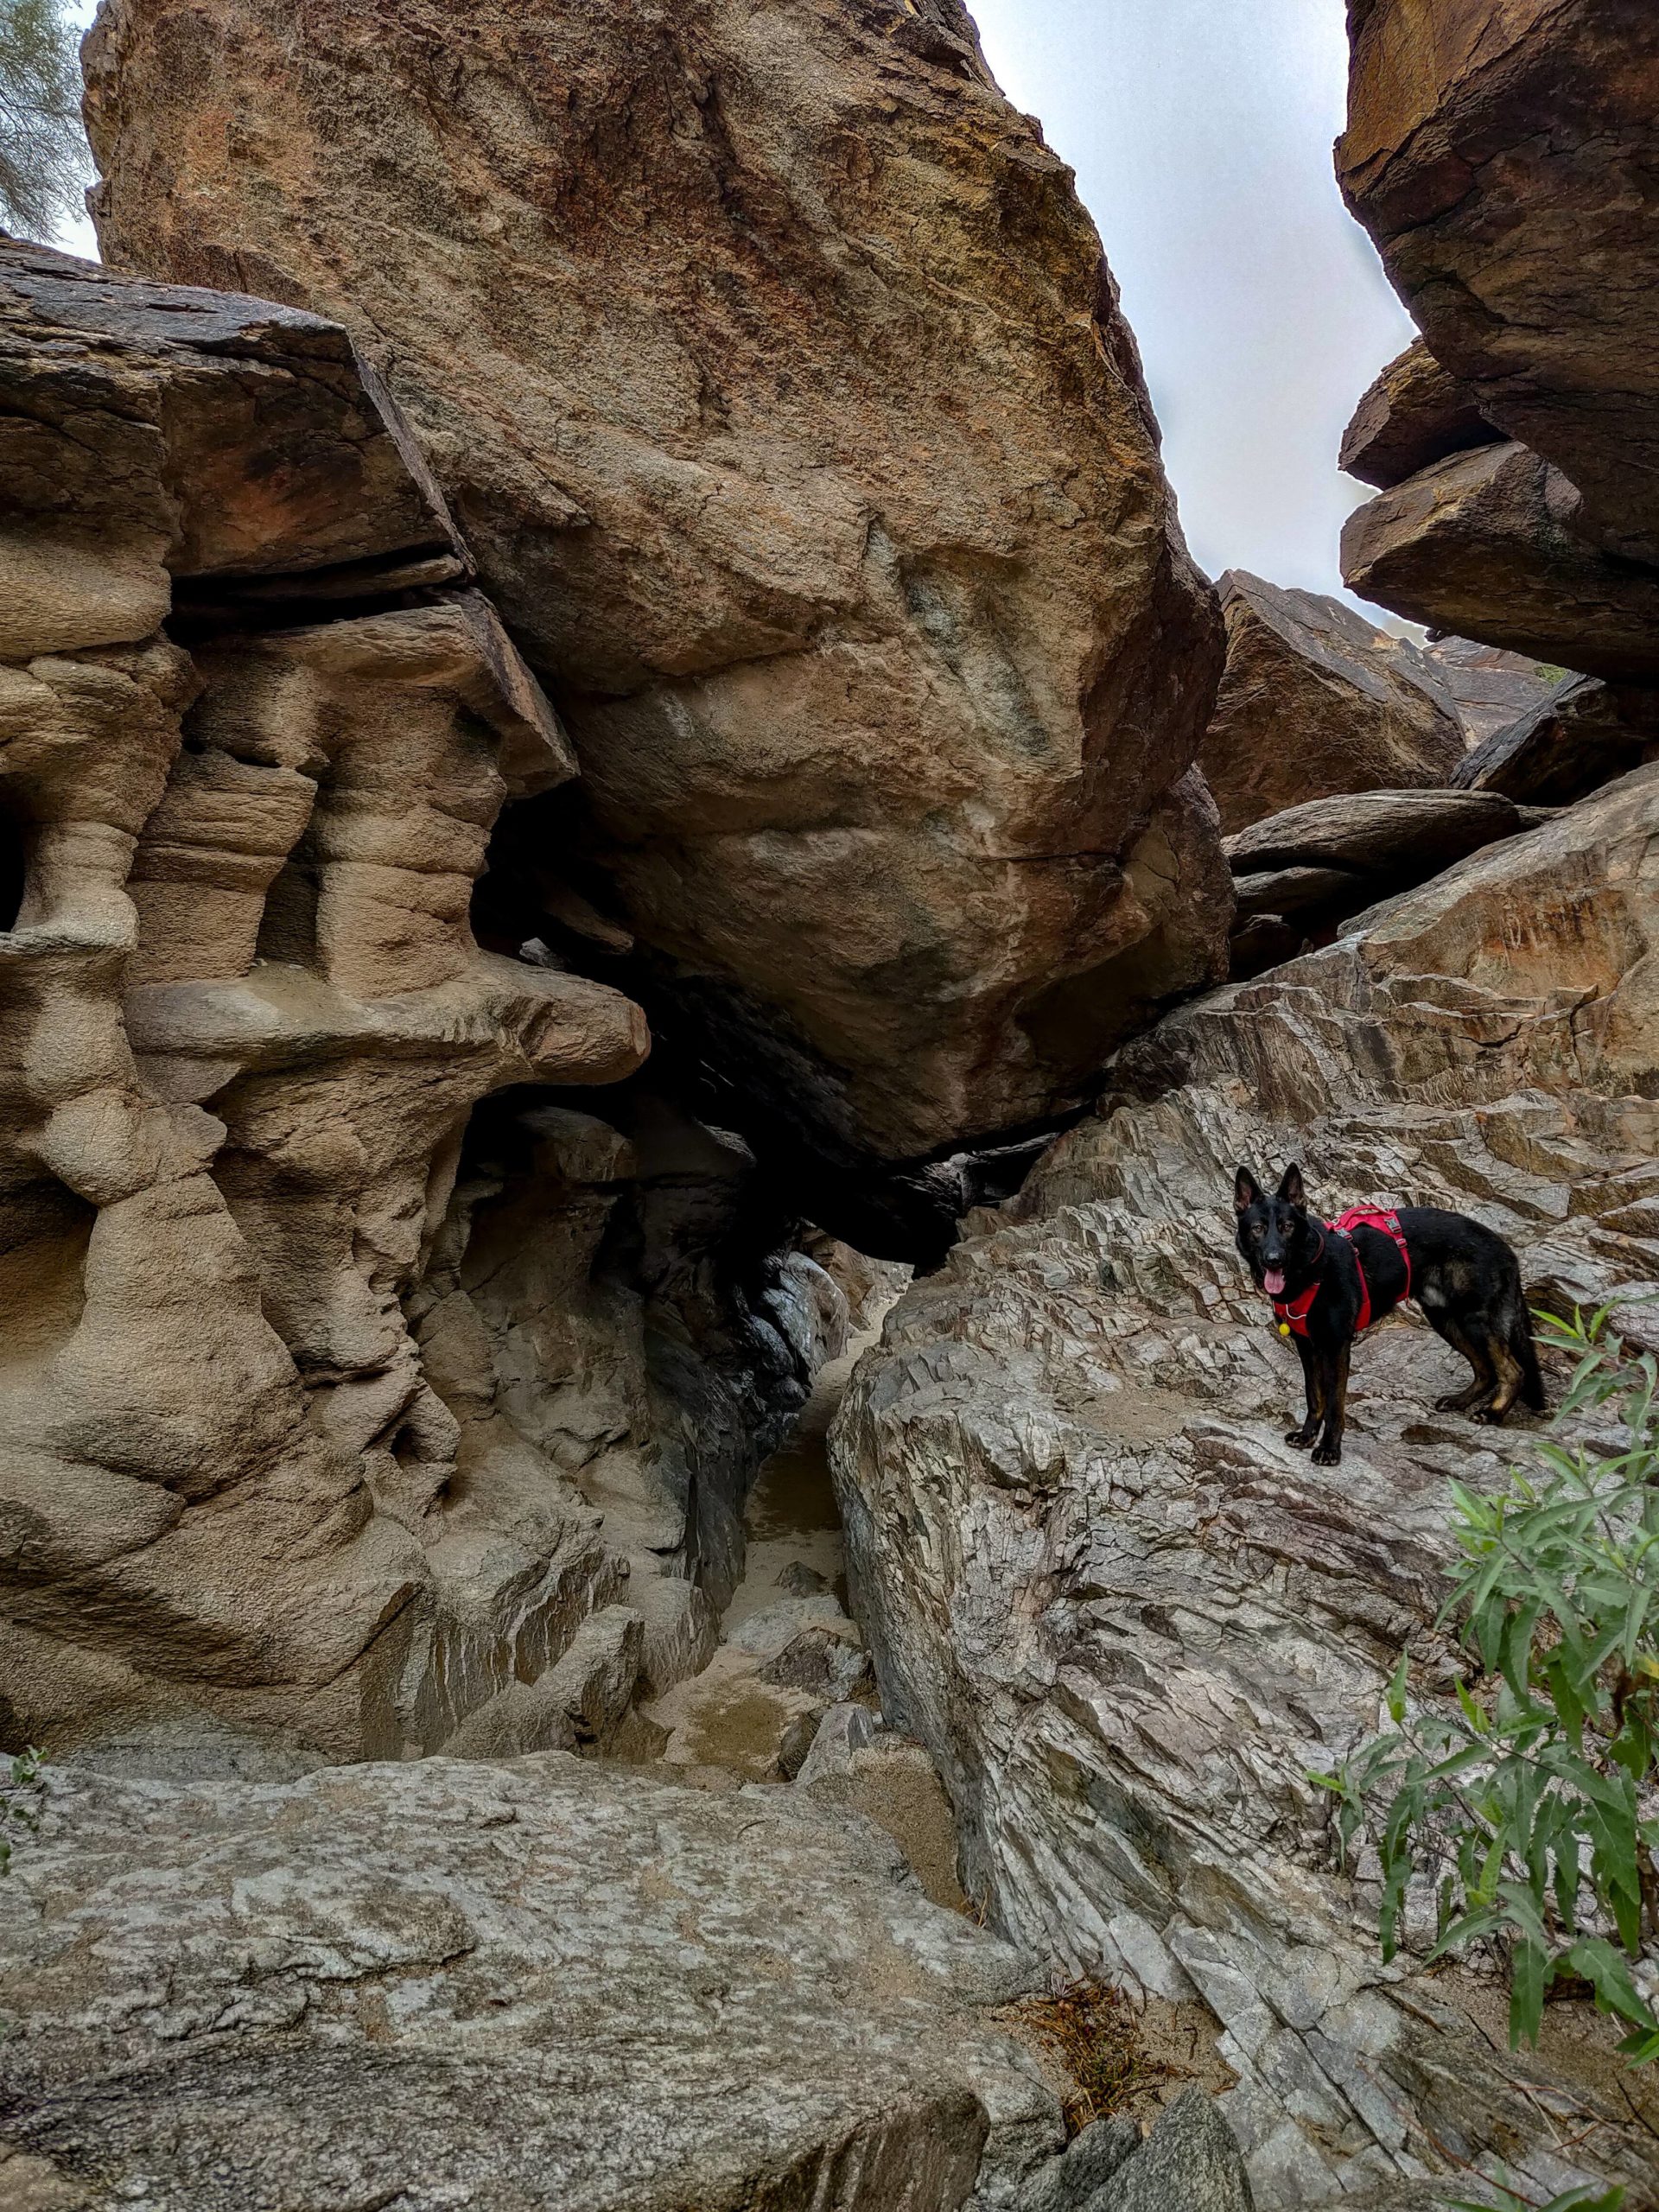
1276, 1162, 1306, 1210
1233, 1166, 1262, 1214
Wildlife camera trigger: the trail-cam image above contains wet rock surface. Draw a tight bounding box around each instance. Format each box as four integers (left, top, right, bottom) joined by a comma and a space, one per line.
1197, 574, 1462, 835
84, 0, 1229, 1169
833, 768, 1659, 2205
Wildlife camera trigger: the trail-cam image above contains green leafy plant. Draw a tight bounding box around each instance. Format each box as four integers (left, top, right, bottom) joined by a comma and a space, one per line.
1319, 1306, 1659, 2061
0, 1744, 42, 1873
0, 0, 89, 239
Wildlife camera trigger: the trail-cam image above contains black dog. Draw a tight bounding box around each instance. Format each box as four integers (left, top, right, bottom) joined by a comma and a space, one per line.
1232, 1164, 1544, 1465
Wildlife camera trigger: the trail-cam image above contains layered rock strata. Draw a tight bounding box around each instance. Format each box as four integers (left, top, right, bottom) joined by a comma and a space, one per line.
0, 240, 820, 1764
833, 766, 1659, 2205
0, 1752, 1061, 2211
82, 0, 1230, 1167
1197, 571, 1462, 834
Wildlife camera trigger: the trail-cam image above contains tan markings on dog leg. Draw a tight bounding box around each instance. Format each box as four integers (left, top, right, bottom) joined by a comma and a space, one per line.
1484, 1333, 1524, 1421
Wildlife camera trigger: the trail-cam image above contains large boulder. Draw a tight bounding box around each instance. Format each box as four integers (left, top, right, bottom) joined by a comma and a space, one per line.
832, 766, 1659, 2205
1342, 441, 1659, 682
81, 0, 1228, 1168
1339, 0, 1659, 569
0, 240, 827, 1765
0, 1752, 1061, 2209
1196, 572, 1463, 834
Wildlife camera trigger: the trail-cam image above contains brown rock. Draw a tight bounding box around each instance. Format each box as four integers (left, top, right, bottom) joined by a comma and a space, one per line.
1224, 785, 1541, 880
1452, 676, 1659, 805
1415, 634, 1569, 750
1197, 571, 1463, 833
1338, 339, 1500, 491
1339, 0, 1659, 568
1341, 442, 1659, 683
82, 0, 1227, 1163
833, 764, 1659, 2202
0, 244, 832, 1767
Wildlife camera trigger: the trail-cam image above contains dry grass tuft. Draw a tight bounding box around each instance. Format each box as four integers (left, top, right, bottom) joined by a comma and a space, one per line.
1003, 1978, 1175, 2138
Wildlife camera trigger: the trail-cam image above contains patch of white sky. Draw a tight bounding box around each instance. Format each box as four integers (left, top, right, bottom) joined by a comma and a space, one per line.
48, 0, 1416, 616
969, 0, 1417, 614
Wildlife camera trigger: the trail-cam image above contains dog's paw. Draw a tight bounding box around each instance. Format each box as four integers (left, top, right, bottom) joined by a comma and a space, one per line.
1433, 1393, 1470, 1413
1474, 1407, 1510, 1427
1284, 1427, 1316, 1448
1312, 1441, 1342, 1465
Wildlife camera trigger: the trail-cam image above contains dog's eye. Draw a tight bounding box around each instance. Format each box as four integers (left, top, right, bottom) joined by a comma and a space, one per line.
1250, 1222, 1263, 1238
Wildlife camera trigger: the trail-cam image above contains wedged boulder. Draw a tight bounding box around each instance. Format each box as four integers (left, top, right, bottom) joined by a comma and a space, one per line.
1196, 573, 1463, 834
1338, 340, 1499, 492
1341, 442, 1659, 683
831, 766, 1659, 2206
1416, 634, 1569, 751
83, 0, 1228, 1166
1222, 787, 1547, 973
1453, 674, 1659, 806
0, 1753, 1062, 2209
1339, 0, 1659, 569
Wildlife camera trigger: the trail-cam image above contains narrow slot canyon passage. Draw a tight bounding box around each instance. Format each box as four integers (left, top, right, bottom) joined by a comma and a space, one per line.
629, 1266, 976, 1910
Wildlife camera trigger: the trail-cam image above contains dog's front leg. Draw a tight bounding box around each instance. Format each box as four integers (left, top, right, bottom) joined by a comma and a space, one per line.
1313, 1342, 1351, 1466
1287, 1335, 1322, 1448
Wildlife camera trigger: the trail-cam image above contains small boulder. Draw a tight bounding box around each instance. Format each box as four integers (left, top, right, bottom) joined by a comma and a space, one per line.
1020, 2113, 1141, 2212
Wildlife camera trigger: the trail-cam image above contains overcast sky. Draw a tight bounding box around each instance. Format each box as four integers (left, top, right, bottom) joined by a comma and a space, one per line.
54, 0, 1415, 612
970, 0, 1417, 610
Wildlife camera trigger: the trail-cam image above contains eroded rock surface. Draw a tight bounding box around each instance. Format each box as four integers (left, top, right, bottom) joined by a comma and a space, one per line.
1338, 339, 1499, 494
0, 1753, 1061, 2211
82, 0, 1228, 1166
833, 767, 1659, 2205
0, 240, 825, 1766
1453, 676, 1659, 807
1198, 572, 1462, 833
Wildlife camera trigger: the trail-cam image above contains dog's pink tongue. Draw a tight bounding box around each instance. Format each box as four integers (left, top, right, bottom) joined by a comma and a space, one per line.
1263, 1268, 1287, 1296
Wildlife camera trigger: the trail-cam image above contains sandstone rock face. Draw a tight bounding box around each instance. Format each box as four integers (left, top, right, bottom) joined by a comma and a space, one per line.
833, 767, 1659, 2205
1339, 0, 1659, 569
0, 240, 825, 1765
1453, 675, 1659, 806
0, 1752, 1062, 2210
1338, 339, 1499, 493
82, 0, 1228, 1166
1197, 572, 1463, 833
1342, 441, 1659, 682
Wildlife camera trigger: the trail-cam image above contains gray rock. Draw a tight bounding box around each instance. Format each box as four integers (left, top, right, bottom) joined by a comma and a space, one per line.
0, 1755, 1062, 2210
760, 1624, 874, 1703
1020, 2114, 1141, 2212
1223, 786, 1540, 879
794, 1701, 880, 1789
833, 768, 1659, 2207
1099, 2094, 1250, 2212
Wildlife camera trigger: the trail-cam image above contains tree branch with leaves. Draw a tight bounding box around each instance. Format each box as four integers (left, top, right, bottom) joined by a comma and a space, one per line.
0, 0, 90, 241
1319, 1305, 1659, 2063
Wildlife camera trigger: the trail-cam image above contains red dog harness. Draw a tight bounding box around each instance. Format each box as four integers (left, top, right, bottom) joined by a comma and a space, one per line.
1272, 1207, 1412, 1338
